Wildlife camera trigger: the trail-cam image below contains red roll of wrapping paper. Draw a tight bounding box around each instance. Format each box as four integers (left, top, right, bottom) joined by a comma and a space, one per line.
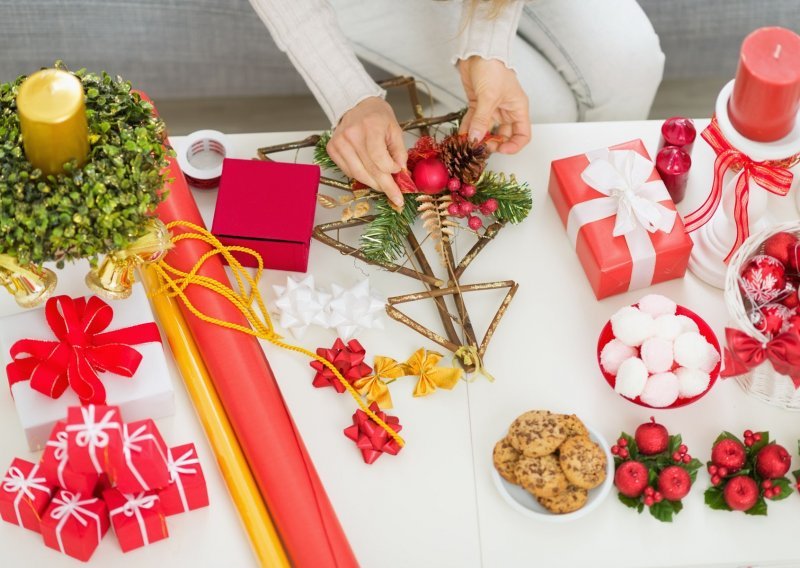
148, 105, 356, 566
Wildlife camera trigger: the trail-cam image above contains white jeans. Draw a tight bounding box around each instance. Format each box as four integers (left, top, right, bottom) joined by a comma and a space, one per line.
331, 0, 665, 122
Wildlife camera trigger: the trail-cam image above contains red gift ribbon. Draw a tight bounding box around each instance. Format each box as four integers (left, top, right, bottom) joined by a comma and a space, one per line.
721, 327, 800, 387
343, 402, 403, 464
683, 118, 796, 263
6, 295, 162, 405
310, 338, 372, 393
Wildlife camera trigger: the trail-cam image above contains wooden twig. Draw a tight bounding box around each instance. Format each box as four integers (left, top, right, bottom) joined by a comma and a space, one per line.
256, 134, 319, 161
454, 222, 504, 279
442, 240, 479, 350
479, 282, 518, 357
385, 305, 460, 353
388, 281, 516, 303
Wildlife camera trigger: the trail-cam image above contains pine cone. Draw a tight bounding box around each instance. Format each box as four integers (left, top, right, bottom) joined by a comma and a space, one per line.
439, 133, 488, 185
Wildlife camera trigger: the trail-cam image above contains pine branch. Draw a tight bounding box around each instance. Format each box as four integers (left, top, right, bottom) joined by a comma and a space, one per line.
474, 171, 532, 224
361, 195, 419, 263
313, 131, 340, 173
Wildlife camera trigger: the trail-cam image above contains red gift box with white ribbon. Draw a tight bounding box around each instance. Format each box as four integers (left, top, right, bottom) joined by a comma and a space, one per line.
66, 405, 123, 475
40, 489, 110, 562
104, 488, 168, 552
548, 139, 693, 299
109, 419, 170, 493
158, 444, 209, 516
0, 458, 53, 532
39, 421, 100, 496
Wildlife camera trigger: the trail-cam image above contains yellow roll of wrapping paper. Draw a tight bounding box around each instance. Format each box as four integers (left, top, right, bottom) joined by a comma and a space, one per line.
141, 266, 289, 568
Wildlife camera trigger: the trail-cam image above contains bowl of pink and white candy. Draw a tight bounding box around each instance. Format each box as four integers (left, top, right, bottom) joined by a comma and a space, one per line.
597, 294, 721, 408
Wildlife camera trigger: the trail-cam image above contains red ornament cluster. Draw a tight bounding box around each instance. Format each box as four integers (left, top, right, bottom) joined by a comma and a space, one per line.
310, 338, 372, 393
0, 405, 208, 561
344, 403, 403, 464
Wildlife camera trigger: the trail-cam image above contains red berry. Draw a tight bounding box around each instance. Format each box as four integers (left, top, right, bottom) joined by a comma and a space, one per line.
447, 203, 460, 216
708, 464, 718, 475
654, 492, 663, 503
712, 439, 747, 470
447, 178, 461, 192
635, 417, 669, 456
482, 197, 498, 213
618, 438, 628, 448
723, 476, 759, 511
468, 216, 483, 230
756, 444, 791, 479
754, 433, 762, 442
644, 496, 654, 507
762, 480, 773, 489
615, 461, 649, 498
682, 454, 691, 464
458, 201, 475, 216
745, 438, 754, 447
644, 486, 654, 497
672, 452, 681, 462
461, 184, 476, 198
744, 430, 753, 438
711, 475, 721, 486
718, 467, 729, 477
658, 466, 692, 501
619, 448, 629, 459
773, 486, 782, 496
679, 444, 688, 454
611, 445, 620, 455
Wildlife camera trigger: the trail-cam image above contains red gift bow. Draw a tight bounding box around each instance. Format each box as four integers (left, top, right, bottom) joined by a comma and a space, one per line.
683, 117, 797, 263
721, 327, 800, 387
6, 295, 162, 405
310, 338, 372, 393
343, 402, 403, 464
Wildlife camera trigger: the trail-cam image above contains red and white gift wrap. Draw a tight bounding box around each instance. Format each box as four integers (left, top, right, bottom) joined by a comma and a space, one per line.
66, 405, 123, 475
549, 139, 693, 299
104, 489, 168, 552
39, 421, 99, 496
158, 444, 209, 516
109, 420, 170, 493
41, 490, 110, 562
0, 458, 53, 532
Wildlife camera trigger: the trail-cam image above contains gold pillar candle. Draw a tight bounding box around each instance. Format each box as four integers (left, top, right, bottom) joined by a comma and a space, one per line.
16, 69, 90, 175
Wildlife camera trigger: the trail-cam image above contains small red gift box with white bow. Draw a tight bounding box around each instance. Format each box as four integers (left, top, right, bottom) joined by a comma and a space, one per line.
40, 489, 110, 562
0, 458, 54, 533
39, 421, 100, 496
108, 419, 170, 493
104, 488, 169, 552
158, 443, 209, 516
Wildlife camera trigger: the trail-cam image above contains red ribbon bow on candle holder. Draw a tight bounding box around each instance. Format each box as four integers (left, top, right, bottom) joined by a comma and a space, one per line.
721, 327, 800, 387
344, 402, 403, 464
683, 118, 798, 263
310, 338, 372, 393
6, 295, 162, 405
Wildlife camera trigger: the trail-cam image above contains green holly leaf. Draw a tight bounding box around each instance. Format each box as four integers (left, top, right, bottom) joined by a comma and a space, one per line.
768, 477, 792, 501
648, 500, 675, 522
744, 497, 768, 516
749, 432, 770, 456
704, 486, 730, 511
792, 468, 800, 483
617, 493, 641, 511
714, 431, 742, 446
668, 434, 682, 456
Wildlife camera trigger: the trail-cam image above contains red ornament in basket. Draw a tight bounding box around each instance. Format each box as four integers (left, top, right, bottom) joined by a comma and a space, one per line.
598, 294, 721, 408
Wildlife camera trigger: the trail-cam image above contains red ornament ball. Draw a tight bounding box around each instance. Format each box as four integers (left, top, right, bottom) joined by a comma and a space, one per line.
482, 197, 499, 214
785, 314, 800, 336
789, 242, 800, 272
723, 476, 759, 511
468, 216, 483, 230
614, 460, 649, 498
781, 283, 799, 309
763, 232, 798, 266
755, 444, 791, 479
412, 157, 449, 194
458, 201, 475, 216
739, 255, 787, 304
447, 177, 461, 192
751, 303, 795, 337
447, 202, 460, 217
461, 184, 477, 198
635, 417, 669, 455
658, 465, 691, 501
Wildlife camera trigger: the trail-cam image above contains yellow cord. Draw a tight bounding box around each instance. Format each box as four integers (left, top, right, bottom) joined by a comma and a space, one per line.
152, 220, 404, 448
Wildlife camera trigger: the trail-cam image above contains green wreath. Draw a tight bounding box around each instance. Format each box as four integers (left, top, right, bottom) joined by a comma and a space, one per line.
0, 63, 170, 267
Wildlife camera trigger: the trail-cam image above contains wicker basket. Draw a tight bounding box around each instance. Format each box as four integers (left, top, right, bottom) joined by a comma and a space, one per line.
724, 221, 800, 410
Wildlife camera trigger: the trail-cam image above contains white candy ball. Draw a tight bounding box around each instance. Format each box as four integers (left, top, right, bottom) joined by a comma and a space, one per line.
640, 372, 680, 408
638, 294, 677, 318
611, 306, 656, 347
641, 337, 674, 374
674, 332, 718, 371
675, 315, 699, 334
654, 314, 684, 341
600, 339, 638, 376
676, 367, 711, 398
615, 357, 648, 399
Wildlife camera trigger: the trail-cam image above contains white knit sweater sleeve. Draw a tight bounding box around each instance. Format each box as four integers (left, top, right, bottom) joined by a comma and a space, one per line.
453, 0, 524, 69
247, 0, 385, 126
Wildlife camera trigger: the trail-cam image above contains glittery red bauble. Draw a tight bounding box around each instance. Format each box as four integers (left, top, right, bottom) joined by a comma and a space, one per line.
788, 243, 800, 273
635, 417, 669, 455
782, 283, 799, 309
763, 232, 798, 266
412, 157, 449, 195
739, 255, 787, 304
785, 314, 800, 336
751, 303, 795, 337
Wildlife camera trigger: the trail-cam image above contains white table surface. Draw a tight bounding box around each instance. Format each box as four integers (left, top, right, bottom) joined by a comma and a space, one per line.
2, 119, 800, 568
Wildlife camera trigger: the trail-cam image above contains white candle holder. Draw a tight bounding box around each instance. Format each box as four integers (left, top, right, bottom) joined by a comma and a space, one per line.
688, 80, 800, 289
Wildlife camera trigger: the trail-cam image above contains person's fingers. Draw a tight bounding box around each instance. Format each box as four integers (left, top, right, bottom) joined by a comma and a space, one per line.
458, 105, 476, 135
386, 124, 408, 170
334, 140, 380, 190
488, 122, 513, 153
466, 96, 497, 143
325, 140, 352, 178
366, 129, 401, 174
357, 139, 404, 207
497, 115, 532, 154
375, 171, 404, 207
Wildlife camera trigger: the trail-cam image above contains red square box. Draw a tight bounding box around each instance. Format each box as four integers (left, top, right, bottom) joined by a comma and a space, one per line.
66, 405, 123, 475
39, 421, 99, 496
212, 158, 320, 273
158, 444, 209, 516
0, 458, 54, 532
41, 489, 110, 562
104, 489, 168, 552
548, 139, 693, 299
109, 420, 170, 493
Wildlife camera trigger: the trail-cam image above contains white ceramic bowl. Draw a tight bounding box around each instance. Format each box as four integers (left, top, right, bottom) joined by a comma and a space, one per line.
492, 425, 614, 523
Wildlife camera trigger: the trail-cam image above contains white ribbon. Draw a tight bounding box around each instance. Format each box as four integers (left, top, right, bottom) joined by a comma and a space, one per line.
49, 491, 102, 555
566, 149, 677, 291
46, 431, 70, 488
65, 406, 121, 474
109, 492, 158, 547
2, 464, 50, 527
121, 424, 168, 491
167, 448, 200, 512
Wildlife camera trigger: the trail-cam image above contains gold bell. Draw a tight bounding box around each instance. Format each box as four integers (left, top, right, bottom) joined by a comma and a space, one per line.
0, 254, 57, 308
86, 219, 172, 300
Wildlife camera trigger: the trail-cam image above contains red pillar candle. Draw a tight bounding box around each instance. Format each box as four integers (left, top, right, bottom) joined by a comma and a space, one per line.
659, 117, 696, 155
728, 27, 800, 142
656, 146, 691, 204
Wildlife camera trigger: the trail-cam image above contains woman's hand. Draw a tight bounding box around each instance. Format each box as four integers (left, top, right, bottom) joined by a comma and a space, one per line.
457, 56, 531, 154
326, 97, 408, 207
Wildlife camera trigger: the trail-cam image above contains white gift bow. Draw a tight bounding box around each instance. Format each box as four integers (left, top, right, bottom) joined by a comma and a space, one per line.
110, 492, 158, 546
1, 465, 50, 526
122, 424, 168, 491
167, 448, 200, 512
65, 406, 121, 473
46, 431, 69, 488
49, 491, 102, 555
566, 149, 677, 291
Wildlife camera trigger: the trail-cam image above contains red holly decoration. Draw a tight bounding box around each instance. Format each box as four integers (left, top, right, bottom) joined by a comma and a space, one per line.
751, 303, 795, 338
763, 232, 798, 266
782, 283, 799, 309
310, 338, 372, 393
412, 157, 449, 194
343, 402, 403, 464
740, 255, 787, 305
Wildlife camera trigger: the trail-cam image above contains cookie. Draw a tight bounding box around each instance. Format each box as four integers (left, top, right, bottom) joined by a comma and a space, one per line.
537, 485, 588, 514
560, 414, 589, 438
493, 438, 522, 484
558, 435, 608, 490
515, 454, 570, 499
507, 410, 567, 457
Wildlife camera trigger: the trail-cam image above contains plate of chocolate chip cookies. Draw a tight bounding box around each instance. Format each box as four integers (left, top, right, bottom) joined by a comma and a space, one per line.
492, 410, 613, 521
